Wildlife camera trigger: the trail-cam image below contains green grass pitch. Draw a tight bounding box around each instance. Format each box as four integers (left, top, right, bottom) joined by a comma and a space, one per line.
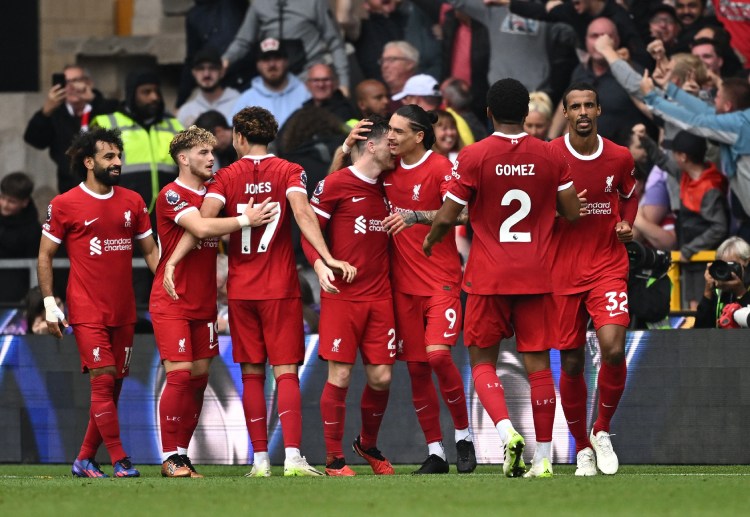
2, 464, 749, 516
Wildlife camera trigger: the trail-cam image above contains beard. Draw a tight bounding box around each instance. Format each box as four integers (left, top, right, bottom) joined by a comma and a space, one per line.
94, 163, 121, 186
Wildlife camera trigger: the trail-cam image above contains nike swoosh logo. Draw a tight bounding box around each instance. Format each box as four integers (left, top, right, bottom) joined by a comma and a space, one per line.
84, 218, 99, 226
415, 405, 428, 413
443, 332, 457, 338
352, 196, 366, 202
209, 342, 219, 349
447, 397, 461, 404
602, 403, 616, 408
389, 351, 396, 357
566, 419, 580, 425
609, 312, 625, 317
250, 417, 265, 422
94, 412, 111, 418
279, 410, 291, 417
383, 183, 393, 186
373, 412, 384, 417
324, 421, 339, 425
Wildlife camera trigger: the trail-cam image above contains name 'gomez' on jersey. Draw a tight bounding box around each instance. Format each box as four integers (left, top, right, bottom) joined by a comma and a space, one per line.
384, 150, 461, 296
305, 166, 391, 301
150, 180, 219, 320
206, 154, 306, 300
551, 134, 636, 293
42, 183, 152, 326
447, 132, 573, 295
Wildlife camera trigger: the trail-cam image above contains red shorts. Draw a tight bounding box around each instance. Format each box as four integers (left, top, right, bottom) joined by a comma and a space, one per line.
72, 323, 135, 378
319, 297, 396, 365
228, 298, 304, 365
463, 294, 557, 353
151, 313, 220, 362
553, 279, 630, 350
393, 291, 461, 362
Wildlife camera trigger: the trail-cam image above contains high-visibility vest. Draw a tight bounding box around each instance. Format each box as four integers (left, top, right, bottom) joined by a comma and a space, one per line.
91, 111, 182, 211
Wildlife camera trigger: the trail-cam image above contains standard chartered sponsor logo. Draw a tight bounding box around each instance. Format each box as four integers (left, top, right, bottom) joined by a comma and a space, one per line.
89, 237, 102, 255
587, 201, 611, 215
90, 236, 133, 255
354, 215, 367, 234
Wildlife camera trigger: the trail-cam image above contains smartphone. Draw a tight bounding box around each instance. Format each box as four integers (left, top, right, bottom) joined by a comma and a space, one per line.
52, 73, 66, 88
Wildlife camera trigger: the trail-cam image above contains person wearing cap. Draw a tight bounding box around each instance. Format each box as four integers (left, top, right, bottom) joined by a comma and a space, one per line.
177, 48, 240, 128
648, 4, 682, 55
91, 70, 184, 214
230, 38, 311, 129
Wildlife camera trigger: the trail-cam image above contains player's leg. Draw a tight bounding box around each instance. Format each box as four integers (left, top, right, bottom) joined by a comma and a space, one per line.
321, 361, 354, 476
587, 283, 630, 475
354, 300, 396, 475
394, 292, 445, 471
554, 293, 596, 476
424, 295, 475, 474
466, 294, 525, 477
152, 315, 193, 478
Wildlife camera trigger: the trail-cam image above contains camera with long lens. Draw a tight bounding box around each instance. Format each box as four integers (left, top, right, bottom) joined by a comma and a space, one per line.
708, 260, 743, 282
625, 241, 671, 278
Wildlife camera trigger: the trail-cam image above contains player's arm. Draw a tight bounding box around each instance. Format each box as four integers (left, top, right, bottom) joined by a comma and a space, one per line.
556, 184, 581, 222
329, 120, 372, 173
384, 206, 468, 236
288, 190, 357, 282
136, 234, 160, 274
423, 198, 465, 257
37, 235, 68, 338
178, 197, 277, 239
300, 214, 341, 294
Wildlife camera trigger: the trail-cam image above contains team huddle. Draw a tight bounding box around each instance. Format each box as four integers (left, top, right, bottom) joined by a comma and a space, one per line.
39, 77, 636, 479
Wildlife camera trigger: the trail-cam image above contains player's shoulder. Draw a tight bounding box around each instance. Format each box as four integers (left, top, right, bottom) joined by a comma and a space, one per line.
113, 186, 144, 202
548, 135, 567, 151
425, 150, 452, 168
601, 137, 630, 158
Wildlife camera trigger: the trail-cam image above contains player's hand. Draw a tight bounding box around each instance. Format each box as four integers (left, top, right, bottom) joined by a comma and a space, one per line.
577, 189, 589, 216
640, 69, 656, 96
345, 119, 373, 149
44, 296, 68, 339
163, 263, 179, 300
422, 235, 435, 257
615, 221, 633, 242
718, 302, 742, 329
383, 211, 416, 236
42, 84, 66, 116
314, 260, 340, 294
244, 197, 278, 227
325, 258, 357, 283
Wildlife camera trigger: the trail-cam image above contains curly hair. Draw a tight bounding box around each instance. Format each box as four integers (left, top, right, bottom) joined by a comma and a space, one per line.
487, 78, 529, 124
169, 125, 217, 163
281, 107, 346, 153
232, 106, 278, 145
394, 104, 438, 150
66, 128, 123, 180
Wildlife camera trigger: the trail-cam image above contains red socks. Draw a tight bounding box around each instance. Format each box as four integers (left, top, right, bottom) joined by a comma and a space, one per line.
559, 371, 591, 451
78, 379, 123, 460
528, 369, 555, 443
359, 384, 389, 450
471, 363, 509, 425
177, 374, 209, 450
320, 382, 348, 462
593, 361, 627, 435
241, 373, 268, 453
276, 373, 302, 449
89, 374, 127, 464
406, 361, 442, 444
159, 369, 191, 456
427, 350, 469, 430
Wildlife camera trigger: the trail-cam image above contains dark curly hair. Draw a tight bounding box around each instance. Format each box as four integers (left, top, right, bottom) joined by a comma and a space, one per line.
66, 128, 123, 180
281, 106, 347, 153
486, 78, 529, 124
394, 104, 438, 150
232, 106, 278, 145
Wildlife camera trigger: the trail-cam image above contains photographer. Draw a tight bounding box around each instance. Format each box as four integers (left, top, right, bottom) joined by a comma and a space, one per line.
626, 240, 672, 328
695, 237, 750, 328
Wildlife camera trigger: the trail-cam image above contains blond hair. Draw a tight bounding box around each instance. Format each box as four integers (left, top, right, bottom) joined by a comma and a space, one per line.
169, 125, 217, 163
528, 91, 553, 120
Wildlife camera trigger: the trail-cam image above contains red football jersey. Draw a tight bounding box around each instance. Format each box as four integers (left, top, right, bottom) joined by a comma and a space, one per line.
150, 180, 219, 320
447, 132, 573, 295
550, 134, 636, 294
304, 166, 391, 301
42, 183, 152, 325
383, 150, 462, 296
206, 154, 306, 300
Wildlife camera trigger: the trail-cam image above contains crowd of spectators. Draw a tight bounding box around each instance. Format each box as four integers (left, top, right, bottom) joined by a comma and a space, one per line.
5, 0, 750, 331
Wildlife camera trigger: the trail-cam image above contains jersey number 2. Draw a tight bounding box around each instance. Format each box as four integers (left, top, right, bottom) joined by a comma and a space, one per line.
237, 202, 280, 254
499, 189, 531, 242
